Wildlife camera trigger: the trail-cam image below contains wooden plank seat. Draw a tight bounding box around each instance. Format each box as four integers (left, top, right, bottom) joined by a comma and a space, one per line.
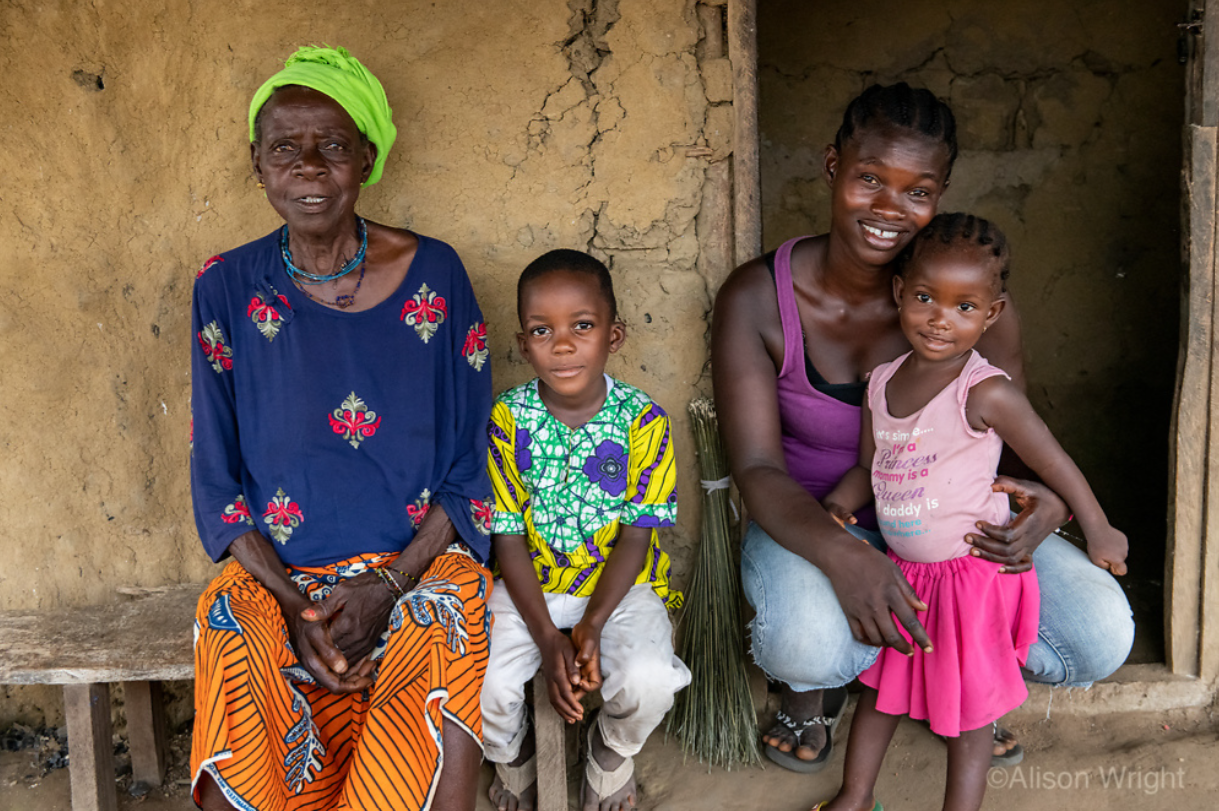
0, 583, 203, 811
532, 669, 569, 811
0, 584, 576, 811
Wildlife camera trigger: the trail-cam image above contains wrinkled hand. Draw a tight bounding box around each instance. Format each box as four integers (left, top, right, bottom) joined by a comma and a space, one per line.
570, 621, 603, 698
539, 628, 584, 723
281, 593, 375, 695
966, 476, 1070, 574
298, 572, 395, 687
1086, 525, 1129, 576
824, 539, 931, 655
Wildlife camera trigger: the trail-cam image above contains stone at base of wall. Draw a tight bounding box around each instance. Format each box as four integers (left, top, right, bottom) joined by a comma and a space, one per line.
756, 663, 1214, 720
1011, 664, 1213, 719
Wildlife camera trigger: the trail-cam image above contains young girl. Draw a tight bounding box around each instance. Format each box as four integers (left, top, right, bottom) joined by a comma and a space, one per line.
819, 213, 1128, 811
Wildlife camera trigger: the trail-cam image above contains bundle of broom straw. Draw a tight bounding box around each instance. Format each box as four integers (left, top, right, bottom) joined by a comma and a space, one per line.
666, 397, 759, 767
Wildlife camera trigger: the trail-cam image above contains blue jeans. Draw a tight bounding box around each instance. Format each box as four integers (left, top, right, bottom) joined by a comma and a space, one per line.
740, 521, 1134, 691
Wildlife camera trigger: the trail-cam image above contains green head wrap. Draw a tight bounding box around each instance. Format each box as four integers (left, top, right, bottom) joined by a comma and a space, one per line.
248, 46, 397, 187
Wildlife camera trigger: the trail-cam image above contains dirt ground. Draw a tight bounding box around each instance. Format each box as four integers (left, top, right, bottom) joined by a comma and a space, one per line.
4, 701, 1215, 811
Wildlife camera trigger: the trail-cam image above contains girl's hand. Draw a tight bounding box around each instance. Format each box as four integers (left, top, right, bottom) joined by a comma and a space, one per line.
570, 621, 603, 697
539, 628, 584, 723
966, 476, 1070, 573
1086, 526, 1129, 576
823, 501, 858, 530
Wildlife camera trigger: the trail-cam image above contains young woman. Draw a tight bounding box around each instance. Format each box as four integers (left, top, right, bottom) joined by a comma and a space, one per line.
710, 83, 1133, 775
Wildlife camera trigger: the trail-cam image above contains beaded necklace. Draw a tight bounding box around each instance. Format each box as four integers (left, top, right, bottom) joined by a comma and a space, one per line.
296, 262, 366, 309
281, 216, 368, 309
280, 216, 367, 283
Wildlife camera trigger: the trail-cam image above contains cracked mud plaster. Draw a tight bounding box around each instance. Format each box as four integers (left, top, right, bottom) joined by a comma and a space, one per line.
0, 0, 731, 725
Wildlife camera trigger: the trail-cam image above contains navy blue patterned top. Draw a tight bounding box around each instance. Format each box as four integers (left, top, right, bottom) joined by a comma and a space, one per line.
190, 230, 494, 566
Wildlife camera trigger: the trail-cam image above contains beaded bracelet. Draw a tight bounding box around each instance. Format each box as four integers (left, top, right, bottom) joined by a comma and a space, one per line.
374, 567, 405, 599
385, 567, 420, 592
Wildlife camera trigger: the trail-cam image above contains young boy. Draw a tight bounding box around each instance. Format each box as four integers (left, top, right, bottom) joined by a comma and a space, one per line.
483, 249, 690, 811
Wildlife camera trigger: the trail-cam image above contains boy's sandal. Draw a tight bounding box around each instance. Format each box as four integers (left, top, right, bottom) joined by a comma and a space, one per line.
763, 685, 849, 774
584, 723, 635, 806
494, 753, 538, 800
810, 802, 883, 811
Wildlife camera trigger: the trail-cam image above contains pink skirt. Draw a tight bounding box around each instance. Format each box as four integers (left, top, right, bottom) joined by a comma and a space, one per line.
858, 552, 1039, 737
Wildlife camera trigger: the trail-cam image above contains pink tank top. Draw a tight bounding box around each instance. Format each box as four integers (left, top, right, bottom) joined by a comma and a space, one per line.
867, 350, 1011, 562
772, 237, 873, 525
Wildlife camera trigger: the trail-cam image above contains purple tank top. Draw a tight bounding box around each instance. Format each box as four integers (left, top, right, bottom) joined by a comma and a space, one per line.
772, 237, 876, 528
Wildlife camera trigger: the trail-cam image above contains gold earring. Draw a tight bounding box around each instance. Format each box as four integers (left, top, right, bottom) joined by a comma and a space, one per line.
256, 180, 265, 189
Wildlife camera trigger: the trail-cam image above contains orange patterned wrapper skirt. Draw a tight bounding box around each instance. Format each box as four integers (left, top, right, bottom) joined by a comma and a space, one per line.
191, 549, 492, 811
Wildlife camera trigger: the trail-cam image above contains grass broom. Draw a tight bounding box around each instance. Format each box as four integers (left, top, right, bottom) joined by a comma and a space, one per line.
666, 397, 760, 768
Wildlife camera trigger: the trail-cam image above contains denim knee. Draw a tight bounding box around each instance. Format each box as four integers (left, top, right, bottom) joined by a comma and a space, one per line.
1025, 532, 1135, 687
741, 522, 879, 691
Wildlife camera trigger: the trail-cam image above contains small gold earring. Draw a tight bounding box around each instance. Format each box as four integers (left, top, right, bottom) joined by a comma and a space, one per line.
256, 180, 265, 190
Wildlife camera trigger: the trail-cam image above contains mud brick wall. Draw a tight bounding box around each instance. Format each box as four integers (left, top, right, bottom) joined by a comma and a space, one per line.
0, 0, 735, 726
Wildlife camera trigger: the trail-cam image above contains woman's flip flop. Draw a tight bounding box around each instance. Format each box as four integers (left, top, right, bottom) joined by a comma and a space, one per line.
927, 721, 1024, 768
990, 723, 1024, 767
763, 686, 849, 774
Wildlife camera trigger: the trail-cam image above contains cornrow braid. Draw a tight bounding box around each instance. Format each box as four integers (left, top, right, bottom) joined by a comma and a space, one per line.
835, 82, 959, 172
898, 212, 1011, 292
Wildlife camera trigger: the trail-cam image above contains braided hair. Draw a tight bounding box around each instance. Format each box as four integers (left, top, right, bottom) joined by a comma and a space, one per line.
835, 83, 959, 172
898, 212, 1011, 294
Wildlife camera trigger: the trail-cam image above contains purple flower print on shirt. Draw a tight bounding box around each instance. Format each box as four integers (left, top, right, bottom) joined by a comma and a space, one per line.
515, 427, 533, 471
583, 439, 628, 497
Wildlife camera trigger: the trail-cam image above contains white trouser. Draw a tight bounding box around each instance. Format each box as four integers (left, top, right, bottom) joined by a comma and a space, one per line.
481, 582, 691, 763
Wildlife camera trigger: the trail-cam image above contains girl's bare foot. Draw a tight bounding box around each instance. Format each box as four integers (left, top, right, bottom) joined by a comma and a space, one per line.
582, 721, 636, 811
762, 685, 827, 761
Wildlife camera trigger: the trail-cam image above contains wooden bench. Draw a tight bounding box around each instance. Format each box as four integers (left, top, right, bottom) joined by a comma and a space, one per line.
531, 669, 569, 811
0, 584, 202, 811
0, 585, 574, 811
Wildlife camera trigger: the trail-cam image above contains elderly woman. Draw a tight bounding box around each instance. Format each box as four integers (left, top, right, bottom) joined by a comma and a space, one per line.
190, 47, 493, 811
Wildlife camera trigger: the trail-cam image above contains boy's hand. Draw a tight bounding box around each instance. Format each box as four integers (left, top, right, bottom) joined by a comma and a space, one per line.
823, 501, 858, 530
539, 628, 584, 723
570, 621, 603, 697
1086, 526, 1129, 576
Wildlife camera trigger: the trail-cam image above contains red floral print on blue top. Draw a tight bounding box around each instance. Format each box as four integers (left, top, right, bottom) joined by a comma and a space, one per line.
328, 392, 382, 449
222, 495, 254, 526
197, 255, 224, 279
463, 322, 488, 371
199, 322, 233, 373
263, 488, 303, 545
469, 498, 493, 536
401, 282, 447, 343
407, 489, 432, 528
247, 290, 291, 341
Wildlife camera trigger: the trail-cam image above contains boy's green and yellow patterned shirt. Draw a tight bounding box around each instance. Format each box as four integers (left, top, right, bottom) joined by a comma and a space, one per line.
487, 376, 682, 609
